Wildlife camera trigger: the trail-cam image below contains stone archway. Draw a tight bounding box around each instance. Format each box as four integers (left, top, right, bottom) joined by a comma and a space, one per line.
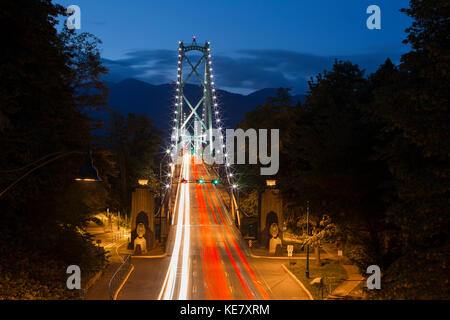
129, 188, 155, 252
131, 211, 154, 253
266, 211, 278, 230
262, 211, 279, 248
259, 189, 283, 248
136, 211, 149, 229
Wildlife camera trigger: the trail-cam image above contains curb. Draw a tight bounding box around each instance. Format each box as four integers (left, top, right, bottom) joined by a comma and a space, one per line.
112, 264, 135, 300
81, 268, 104, 299
131, 252, 167, 259
250, 253, 316, 260
281, 264, 314, 300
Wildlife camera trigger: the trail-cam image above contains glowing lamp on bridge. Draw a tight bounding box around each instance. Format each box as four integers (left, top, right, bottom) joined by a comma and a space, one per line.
138, 179, 148, 186
266, 180, 277, 187
212, 179, 220, 185
197, 179, 204, 184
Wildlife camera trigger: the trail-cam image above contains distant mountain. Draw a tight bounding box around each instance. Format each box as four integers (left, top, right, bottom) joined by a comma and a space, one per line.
105, 78, 306, 132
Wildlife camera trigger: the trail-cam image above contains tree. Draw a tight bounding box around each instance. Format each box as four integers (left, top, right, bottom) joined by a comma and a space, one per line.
363, 0, 450, 299
235, 88, 297, 193
0, 0, 109, 299
104, 111, 162, 215
279, 61, 391, 272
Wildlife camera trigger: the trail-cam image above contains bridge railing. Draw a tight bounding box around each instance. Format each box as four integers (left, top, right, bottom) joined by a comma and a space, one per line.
108, 254, 132, 300
154, 186, 170, 239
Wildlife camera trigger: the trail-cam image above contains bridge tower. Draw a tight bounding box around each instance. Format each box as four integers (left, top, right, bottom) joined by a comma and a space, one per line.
171, 37, 216, 157
163, 37, 241, 229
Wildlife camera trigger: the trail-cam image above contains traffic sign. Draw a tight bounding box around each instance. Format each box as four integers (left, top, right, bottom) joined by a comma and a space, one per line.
287, 244, 294, 257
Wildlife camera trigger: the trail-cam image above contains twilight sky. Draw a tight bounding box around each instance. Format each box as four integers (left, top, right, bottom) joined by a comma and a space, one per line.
56, 0, 412, 94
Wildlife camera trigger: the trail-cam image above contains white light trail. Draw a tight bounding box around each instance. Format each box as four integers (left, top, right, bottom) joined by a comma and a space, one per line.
179, 154, 190, 299
158, 154, 191, 300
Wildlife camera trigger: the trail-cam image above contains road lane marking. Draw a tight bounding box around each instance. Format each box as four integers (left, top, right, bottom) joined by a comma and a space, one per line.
158, 155, 190, 300
200, 162, 271, 300
198, 163, 254, 300
192, 156, 232, 300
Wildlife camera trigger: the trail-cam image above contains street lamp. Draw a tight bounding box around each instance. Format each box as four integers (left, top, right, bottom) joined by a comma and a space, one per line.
0, 150, 102, 198
74, 151, 102, 182
306, 201, 310, 278
138, 179, 149, 186
266, 180, 276, 187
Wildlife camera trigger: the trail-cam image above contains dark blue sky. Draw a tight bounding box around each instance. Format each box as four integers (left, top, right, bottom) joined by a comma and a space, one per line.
57, 0, 412, 94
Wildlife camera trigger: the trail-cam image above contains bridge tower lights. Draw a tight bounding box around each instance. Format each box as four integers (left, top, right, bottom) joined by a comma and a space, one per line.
174, 39, 216, 159
170, 39, 237, 191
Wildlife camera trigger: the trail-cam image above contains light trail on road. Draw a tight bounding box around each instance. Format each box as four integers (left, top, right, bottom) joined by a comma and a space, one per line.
192, 156, 233, 299
158, 154, 190, 300
179, 154, 191, 299
199, 162, 270, 300
155, 154, 270, 300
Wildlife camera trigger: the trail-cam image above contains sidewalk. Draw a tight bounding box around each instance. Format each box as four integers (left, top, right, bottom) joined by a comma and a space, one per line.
250, 247, 330, 260
251, 259, 312, 300
84, 261, 121, 300
321, 244, 365, 300
251, 242, 365, 300
84, 219, 129, 299
119, 245, 166, 258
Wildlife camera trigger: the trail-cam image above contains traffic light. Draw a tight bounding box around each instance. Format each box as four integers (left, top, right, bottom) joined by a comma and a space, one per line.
212, 179, 219, 185
196, 179, 204, 184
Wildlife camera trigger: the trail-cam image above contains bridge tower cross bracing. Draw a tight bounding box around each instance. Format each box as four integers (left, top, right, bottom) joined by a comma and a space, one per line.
173, 38, 215, 157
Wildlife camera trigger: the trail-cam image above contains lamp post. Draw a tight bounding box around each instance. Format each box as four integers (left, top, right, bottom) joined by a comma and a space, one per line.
0, 150, 102, 198
306, 200, 310, 278
118, 210, 120, 232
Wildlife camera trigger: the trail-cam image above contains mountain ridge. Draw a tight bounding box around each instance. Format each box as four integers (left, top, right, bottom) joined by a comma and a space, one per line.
106, 78, 306, 131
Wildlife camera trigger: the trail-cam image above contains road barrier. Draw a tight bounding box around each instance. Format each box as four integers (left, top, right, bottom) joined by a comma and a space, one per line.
108, 254, 133, 300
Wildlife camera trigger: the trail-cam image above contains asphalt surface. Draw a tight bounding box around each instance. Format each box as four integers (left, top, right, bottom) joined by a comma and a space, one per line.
118, 155, 271, 300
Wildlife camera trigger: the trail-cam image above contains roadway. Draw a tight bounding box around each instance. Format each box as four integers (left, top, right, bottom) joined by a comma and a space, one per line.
118, 154, 271, 300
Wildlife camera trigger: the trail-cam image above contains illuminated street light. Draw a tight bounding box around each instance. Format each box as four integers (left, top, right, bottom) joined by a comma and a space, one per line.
138, 179, 149, 186
1, 150, 102, 198
266, 180, 276, 187
75, 151, 102, 182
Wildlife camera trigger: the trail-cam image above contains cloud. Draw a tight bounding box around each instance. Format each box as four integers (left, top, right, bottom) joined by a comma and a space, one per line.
102, 48, 403, 93
102, 49, 177, 83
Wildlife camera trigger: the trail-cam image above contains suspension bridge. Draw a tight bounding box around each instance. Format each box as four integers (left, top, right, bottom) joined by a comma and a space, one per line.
116, 38, 271, 300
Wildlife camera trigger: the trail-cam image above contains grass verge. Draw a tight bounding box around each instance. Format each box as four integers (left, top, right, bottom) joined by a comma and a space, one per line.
286, 258, 347, 299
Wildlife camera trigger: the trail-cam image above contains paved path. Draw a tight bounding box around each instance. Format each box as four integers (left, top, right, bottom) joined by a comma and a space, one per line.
119, 156, 271, 300
84, 220, 129, 300
251, 260, 311, 300
322, 244, 364, 299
